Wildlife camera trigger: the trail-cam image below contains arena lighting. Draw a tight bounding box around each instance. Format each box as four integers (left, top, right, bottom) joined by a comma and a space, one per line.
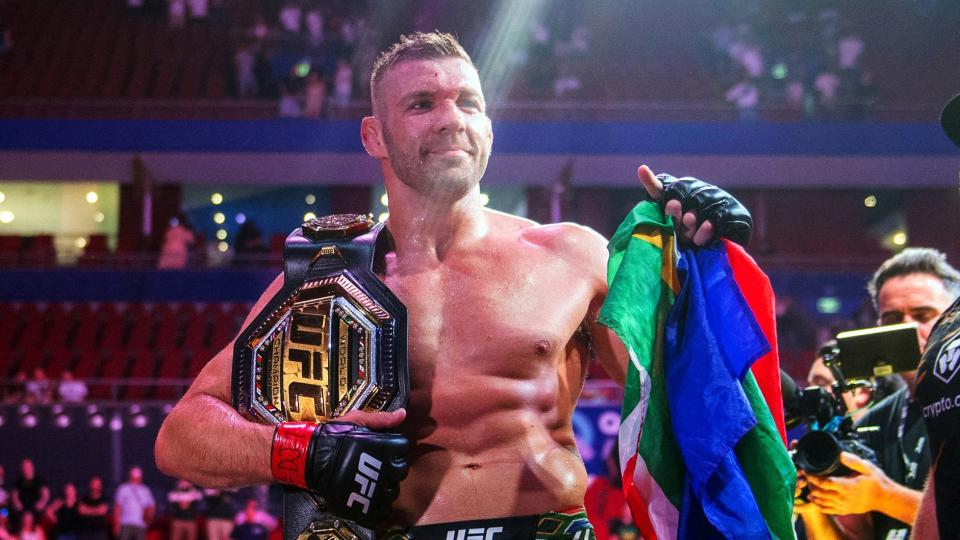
216, 229, 228, 240
235, 213, 247, 224
303, 212, 317, 221
213, 212, 226, 224
162, 403, 174, 415
0, 210, 14, 223
0, 191, 5, 203
864, 195, 878, 208
378, 212, 389, 223
18, 405, 37, 428
128, 405, 148, 429
479, 193, 490, 206
86, 191, 98, 204
109, 413, 123, 432
892, 231, 908, 246
294, 60, 311, 78
380, 193, 389, 206
94, 212, 105, 223
817, 296, 841, 314
87, 405, 105, 429
472, 0, 549, 107
76, 237, 87, 249
305, 194, 316, 205
52, 404, 71, 429
211, 193, 224, 205
217, 241, 229, 253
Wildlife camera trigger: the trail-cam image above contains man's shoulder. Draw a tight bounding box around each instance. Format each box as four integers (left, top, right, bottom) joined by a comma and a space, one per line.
487, 210, 606, 258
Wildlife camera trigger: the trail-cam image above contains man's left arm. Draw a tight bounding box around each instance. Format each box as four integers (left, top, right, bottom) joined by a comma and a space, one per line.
590, 165, 754, 382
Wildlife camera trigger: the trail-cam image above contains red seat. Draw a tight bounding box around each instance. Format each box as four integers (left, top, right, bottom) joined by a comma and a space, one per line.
23, 235, 55, 267
73, 349, 102, 380
186, 348, 214, 377
125, 349, 158, 399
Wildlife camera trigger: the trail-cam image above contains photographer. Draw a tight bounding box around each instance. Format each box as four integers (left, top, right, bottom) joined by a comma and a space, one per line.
797, 248, 960, 539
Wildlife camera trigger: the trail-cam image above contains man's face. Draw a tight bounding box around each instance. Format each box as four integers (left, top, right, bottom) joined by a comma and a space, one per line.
90, 476, 102, 492
129, 467, 142, 484
21, 459, 33, 479
372, 57, 493, 201
876, 272, 954, 352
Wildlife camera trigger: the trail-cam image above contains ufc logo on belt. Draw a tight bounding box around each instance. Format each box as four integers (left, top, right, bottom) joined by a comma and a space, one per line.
346, 453, 381, 514
444, 527, 503, 540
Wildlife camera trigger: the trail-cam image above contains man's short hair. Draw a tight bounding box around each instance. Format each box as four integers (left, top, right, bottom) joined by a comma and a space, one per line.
868, 247, 960, 309
370, 31, 474, 112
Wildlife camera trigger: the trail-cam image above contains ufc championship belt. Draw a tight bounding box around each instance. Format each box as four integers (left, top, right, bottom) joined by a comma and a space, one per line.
232, 213, 409, 540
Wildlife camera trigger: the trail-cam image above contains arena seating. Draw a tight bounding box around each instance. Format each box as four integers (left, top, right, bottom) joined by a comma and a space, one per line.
0, 1, 956, 120
0, 301, 253, 400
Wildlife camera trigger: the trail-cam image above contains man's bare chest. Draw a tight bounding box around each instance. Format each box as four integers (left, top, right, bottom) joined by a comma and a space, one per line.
382, 256, 594, 379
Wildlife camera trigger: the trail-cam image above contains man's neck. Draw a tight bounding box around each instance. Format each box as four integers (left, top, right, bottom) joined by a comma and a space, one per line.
384, 184, 487, 265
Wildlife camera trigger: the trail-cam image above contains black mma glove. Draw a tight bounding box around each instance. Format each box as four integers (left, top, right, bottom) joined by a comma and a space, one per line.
657, 173, 753, 246
271, 421, 409, 527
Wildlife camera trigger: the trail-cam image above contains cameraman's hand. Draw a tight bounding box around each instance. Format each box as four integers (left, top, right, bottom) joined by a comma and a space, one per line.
805, 452, 889, 515
793, 473, 815, 515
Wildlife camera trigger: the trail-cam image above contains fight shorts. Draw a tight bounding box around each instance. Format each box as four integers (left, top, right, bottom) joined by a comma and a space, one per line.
384, 507, 596, 540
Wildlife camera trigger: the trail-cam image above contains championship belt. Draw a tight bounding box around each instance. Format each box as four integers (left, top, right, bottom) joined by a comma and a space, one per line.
232, 213, 409, 540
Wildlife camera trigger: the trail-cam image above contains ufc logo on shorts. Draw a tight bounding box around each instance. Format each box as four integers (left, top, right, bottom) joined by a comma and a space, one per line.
345, 453, 381, 514
444, 527, 503, 540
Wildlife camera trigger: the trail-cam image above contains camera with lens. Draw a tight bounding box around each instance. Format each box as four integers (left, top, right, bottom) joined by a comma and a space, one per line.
788, 384, 876, 476
785, 322, 921, 477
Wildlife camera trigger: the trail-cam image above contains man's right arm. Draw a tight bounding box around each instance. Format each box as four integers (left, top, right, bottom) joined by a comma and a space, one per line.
154, 274, 409, 525
154, 276, 284, 488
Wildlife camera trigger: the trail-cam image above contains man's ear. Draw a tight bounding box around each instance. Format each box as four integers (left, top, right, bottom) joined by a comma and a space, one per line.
361, 116, 388, 159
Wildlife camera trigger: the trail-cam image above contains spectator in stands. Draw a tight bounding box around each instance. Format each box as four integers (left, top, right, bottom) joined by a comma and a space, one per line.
12, 460, 49, 518
0, 512, 12, 540
17, 512, 44, 540
201, 489, 235, 540
277, 78, 303, 118
0, 466, 9, 518
329, 58, 353, 110
2, 371, 26, 404
814, 67, 841, 118
113, 467, 154, 540
57, 371, 87, 404
231, 500, 274, 540
0, 23, 11, 56
24, 368, 53, 405
234, 43, 257, 99
304, 5, 323, 47
46, 483, 80, 540
167, 0, 186, 28
278, 2, 302, 35
248, 14, 268, 43
76, 477, 109, 540
186, 0, 208, 23
166, 481, 201, 540
254, 48, 278, 99
837, 28, 864, 72
302, 71, 325, 119
725, 75, 760, 121
158, 214, 196, 270
232, 219, 267, 267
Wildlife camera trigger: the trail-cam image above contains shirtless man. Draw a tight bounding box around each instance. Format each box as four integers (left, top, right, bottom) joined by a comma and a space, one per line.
154, 32, 749, 536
